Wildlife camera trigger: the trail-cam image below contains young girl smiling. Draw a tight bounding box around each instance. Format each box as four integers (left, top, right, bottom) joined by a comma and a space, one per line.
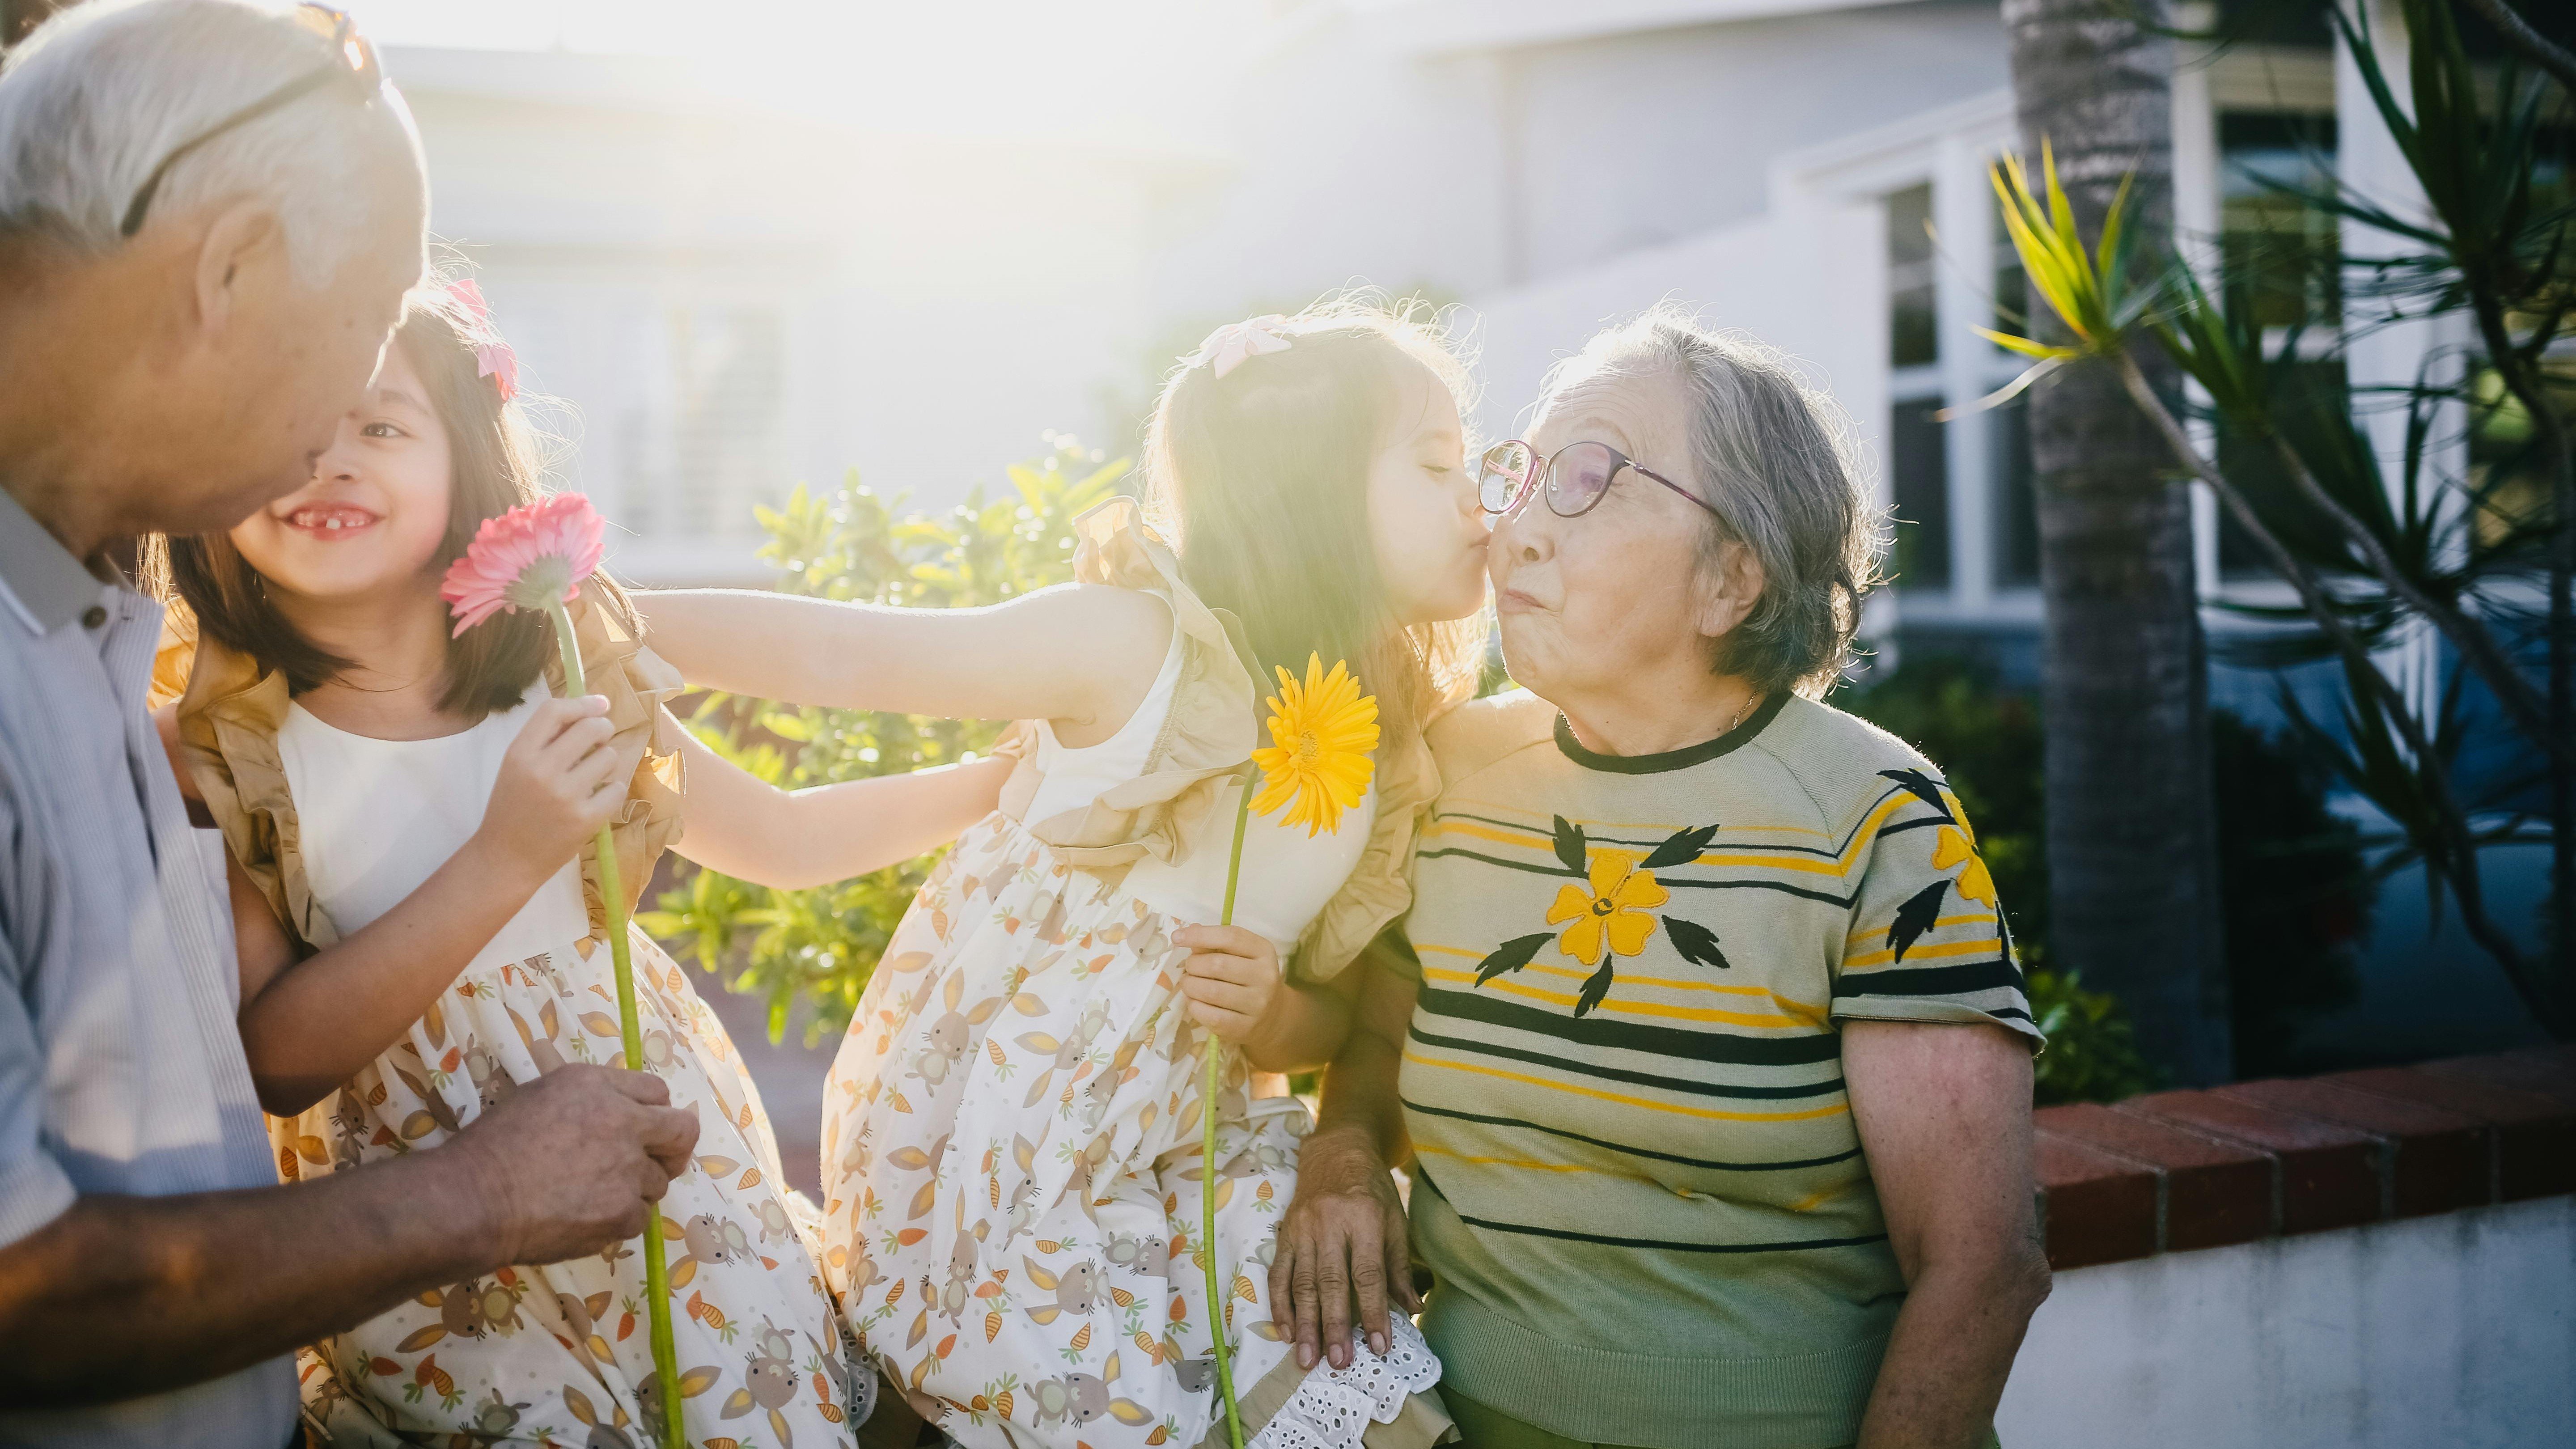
148, 280, 1004, 1448
636, 300, 1490, 1449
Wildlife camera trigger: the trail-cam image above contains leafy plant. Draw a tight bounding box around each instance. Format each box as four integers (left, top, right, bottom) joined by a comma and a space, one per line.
1843, 657, 2376, 1097
1980, 0, 2572, 1037
1840, 657, 2154, 1102
634, 437, 1129, 1042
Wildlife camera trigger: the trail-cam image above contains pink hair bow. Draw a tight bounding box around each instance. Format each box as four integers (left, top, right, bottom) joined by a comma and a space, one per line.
1192, 314, 1293, 379
445, 277, 520, 402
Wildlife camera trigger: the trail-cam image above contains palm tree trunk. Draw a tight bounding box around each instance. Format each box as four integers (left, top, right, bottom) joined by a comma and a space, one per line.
2004, 0, 2233, 1084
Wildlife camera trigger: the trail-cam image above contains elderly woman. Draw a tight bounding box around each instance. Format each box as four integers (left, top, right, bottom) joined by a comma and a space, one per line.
1270, 312, 2049, 1449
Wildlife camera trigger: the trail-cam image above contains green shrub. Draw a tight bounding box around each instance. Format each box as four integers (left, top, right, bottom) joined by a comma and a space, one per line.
634, 437, 1128, 1043
1840, 654, 2376, 1100
1839, 657, 2153, 1104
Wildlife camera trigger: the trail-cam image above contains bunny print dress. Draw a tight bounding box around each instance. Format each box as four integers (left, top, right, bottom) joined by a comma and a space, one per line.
171, 598, 868, 1449
817, 502, 1449, 1449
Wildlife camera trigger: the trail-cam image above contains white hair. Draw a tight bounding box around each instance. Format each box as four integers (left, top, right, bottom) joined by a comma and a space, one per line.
1542, 307, 1882, 697
0, 0, 424, 285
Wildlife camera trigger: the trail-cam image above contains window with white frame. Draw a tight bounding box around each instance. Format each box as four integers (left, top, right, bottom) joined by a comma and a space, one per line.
1885, 183, 1949, 593
623, 301, 788, 542
1881, 176, 2040, 601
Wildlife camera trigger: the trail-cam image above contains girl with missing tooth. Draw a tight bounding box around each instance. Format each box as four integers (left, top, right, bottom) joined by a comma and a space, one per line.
145, 280, 1004, 1447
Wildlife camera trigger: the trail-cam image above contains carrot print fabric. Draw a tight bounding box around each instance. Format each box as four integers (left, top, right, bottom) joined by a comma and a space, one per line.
818, 816, 1441, 1449
284, 928, 869, 1449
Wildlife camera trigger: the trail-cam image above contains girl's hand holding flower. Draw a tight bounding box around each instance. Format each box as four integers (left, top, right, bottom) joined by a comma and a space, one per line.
1173, 923, 1285, 1048
470, 695, 636, 881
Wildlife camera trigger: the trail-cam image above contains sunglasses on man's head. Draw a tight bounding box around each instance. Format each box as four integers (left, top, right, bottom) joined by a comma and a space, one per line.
119, 3, 384, 240
1475, 439, 1720, 521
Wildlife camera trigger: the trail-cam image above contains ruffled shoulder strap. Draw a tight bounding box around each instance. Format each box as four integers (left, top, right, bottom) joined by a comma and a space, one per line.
173, 625, 333, 946
1005, 496, 1259, 871
549, 582, 688, 937
174, 579, 686, 951
1292, 699, 1441, 984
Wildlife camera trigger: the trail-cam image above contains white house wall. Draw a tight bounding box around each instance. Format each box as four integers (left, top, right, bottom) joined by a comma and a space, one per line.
396, 49, 1181, 582
1501, 0, 2008, 281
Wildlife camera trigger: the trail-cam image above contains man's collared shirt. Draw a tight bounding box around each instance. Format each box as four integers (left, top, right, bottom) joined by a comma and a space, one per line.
0, 487, 294, 1447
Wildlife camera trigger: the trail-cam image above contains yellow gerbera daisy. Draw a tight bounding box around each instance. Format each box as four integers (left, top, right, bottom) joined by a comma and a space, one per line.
1545, 847, 1670, 967
1931, 824, 1996, 908
1249, 653, 1379, 837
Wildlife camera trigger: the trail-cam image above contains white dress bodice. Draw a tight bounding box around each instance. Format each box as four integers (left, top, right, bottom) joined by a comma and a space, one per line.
276, 682, 589, 962
1023, 619, 1373, 961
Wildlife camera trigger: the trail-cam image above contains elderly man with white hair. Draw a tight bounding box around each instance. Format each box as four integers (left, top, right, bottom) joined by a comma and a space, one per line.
0, 4, 700, 1444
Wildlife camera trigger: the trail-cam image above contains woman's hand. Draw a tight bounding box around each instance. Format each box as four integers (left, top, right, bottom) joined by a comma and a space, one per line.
1270, 1123, 1416, 1371
470, 696, 631, 880
1173, 924, 1284, 1045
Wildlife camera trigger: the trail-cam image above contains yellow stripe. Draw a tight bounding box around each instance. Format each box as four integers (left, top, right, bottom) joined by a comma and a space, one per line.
1441, 801, 1834, 840
1420, 966, 1810, 1029
1835, 793, 1910, 870
1405, 1050, 1853, 1124
1425, 819, 1844, 874
1416, 944, 1827, 1013
1840, 936, 2006, 970
1410, 1144, 1621, 1176
1433, 795, 1918, 876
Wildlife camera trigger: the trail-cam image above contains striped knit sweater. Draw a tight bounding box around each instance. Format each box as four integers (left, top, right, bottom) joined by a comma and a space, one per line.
1389, 689, 2040, 1449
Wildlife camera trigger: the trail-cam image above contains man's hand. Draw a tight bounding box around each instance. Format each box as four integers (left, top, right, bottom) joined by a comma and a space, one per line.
442, 1065, 700, 1267
1269, 1123, 1415, 1371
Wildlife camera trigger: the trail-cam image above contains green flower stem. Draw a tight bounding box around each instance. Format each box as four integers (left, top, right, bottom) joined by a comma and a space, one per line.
1203, 775, 1256, 1449
547, 601, 683, 1449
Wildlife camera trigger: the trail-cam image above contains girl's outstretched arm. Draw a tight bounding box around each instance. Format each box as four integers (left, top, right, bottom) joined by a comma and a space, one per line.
635, 585, 1172, 749
665, 711, 1012, 891
164, 697, 641, 1118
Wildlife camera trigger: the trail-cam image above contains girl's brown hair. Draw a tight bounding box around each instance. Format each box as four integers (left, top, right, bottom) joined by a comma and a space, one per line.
1144, 292, 1487, 738
144, 280, 632, 717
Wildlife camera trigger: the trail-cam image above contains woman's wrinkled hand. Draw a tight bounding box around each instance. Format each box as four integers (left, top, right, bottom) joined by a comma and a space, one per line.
1269, 1123, 1417, 1371
1172, 924, 1284, 1046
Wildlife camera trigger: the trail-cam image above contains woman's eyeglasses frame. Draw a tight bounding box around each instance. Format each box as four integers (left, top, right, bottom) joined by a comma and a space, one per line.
1476, 438, 1721, 522
118, 4, 384, 240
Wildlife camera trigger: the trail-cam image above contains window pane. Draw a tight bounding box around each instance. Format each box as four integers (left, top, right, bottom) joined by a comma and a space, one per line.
1995, 405, 2040, 587
2216, 356, 2352, 574
2219, 111, 2340, 329
1889, 396, 1951, 591
1887, 183, 1937, 368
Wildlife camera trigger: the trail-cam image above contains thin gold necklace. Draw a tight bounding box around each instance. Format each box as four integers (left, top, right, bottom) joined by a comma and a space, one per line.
1724, 690, 1765, 735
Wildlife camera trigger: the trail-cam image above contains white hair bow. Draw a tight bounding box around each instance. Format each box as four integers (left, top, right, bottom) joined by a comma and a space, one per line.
1191, 314, 1294, 379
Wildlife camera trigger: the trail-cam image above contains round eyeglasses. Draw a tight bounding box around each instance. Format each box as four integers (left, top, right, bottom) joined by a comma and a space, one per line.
1475, 439, 1720, 521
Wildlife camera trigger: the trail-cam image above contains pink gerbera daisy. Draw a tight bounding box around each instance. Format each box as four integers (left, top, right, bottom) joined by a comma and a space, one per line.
439, 492, 606, 636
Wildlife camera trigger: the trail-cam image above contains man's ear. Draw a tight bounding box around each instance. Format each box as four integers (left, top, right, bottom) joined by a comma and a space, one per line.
1695, 538, 1767, 644
190, 201, 286, 341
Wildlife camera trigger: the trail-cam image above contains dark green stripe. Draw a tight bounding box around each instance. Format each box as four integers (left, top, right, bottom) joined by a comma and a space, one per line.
1408, 1024, 1847, 1099
1438, 810, 1843, 861
1402, 1096, 1862, 1171
1550, 693, 1788, 774
1418, 1169, 1888, 1255
1417, 980, 1843, 1065
1833, 956, 2027, 1000
1414, 847, 1854, 907
1439, 777, 1947, 865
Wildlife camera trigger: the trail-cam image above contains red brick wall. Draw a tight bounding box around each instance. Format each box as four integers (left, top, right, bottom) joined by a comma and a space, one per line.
2032, 1045, 2576, 1270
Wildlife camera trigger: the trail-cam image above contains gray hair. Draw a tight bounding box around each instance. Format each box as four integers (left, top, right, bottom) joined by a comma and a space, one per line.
0, 0, 424, 285
1544, 307, 1883, 697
